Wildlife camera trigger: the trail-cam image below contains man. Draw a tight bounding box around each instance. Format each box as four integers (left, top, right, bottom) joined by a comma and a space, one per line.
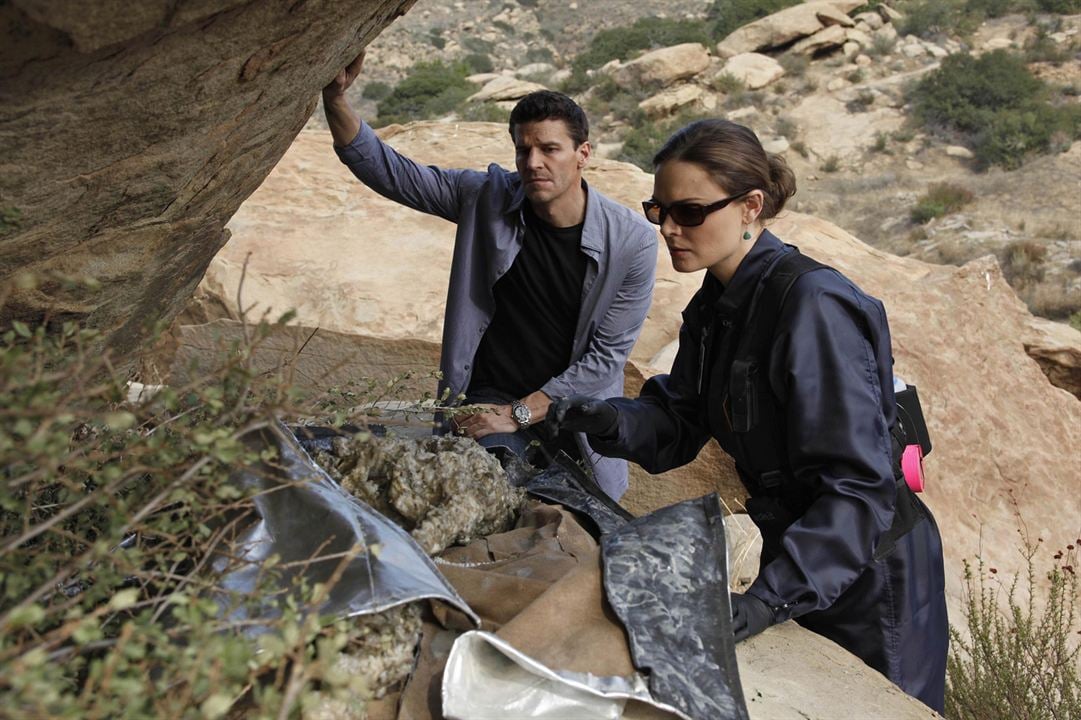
322, 53, 657, 499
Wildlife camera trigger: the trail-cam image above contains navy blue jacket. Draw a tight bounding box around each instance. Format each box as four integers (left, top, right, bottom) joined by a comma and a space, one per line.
595, 230, 899, 622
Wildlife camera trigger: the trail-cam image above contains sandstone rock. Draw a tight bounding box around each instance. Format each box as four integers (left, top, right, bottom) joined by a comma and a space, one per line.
984, 37, 1014, 51
467, 75, 547, 103
0, 0, 409, 363
792, 24, 849, 55
946, 145, 976, 159
1023, 317, 1081, 399
200, 123, 1081, 625
856, 53, 873, 67
901, 41, 928, 58
638, 84, 714, 119
738, 623, 940, 719
613, 43, 711, 88
466, 72, 501, 85
854, 11, 885, 30
844, 41, 861, 58
878, 4, 904, 21
762, 137, 791, 154
717, 1, 856, 57
925, 42, 950, 59
875, 24, 899, 42
721, 53, 786, 90
846, 27, 873, 46
515, 62, 556, 78
827, 77, 849, 91
593, 142, 625, 160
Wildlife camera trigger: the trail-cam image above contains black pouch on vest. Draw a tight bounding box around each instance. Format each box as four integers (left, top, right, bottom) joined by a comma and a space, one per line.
895, 384, 932, 456
729, 358, 758, 433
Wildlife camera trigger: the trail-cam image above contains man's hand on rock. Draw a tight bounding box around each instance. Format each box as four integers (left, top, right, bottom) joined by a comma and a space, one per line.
323, 50, 366, 101
452, 404, 518, 439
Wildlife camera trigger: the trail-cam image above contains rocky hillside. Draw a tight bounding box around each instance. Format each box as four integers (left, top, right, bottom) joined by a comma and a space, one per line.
322, 0, 1081, 325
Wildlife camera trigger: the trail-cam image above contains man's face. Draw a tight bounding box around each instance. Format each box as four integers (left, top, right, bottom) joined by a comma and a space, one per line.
513, 119, 591, 208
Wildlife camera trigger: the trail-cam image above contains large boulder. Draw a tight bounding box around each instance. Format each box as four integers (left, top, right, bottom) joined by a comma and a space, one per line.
0, 0, 414, 361
194, 123, 1081, 616
720, 53, 787, 89
612, 43, 712, 88
717, 1, 858, 57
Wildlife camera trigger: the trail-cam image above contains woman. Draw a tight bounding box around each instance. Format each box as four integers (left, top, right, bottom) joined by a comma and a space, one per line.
547, 119, 948, 712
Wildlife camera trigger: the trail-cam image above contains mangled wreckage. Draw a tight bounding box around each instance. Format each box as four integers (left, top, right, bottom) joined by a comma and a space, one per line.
218, 419, 750, 720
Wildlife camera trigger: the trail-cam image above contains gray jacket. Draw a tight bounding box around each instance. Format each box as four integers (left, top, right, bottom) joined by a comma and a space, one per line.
335, 122, 658, 499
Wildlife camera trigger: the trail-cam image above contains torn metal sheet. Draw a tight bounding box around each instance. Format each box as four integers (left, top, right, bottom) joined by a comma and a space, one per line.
602, 494, 749, 720
212, 420, 479, 630
512, 451, 634, 536
442, 630, 690, 720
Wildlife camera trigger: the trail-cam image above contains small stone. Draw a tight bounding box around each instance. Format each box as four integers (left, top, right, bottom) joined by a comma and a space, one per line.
763, 137, 790, 154
946, 145, 975, 159
984, 37, 1013, 51
843, 41, 860, 58
856, 54, 872, 67
827, 77, 848, 92
906, 159, 923, 170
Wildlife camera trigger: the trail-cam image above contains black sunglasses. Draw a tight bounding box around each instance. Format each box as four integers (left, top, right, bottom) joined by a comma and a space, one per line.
642, 190, 751, 227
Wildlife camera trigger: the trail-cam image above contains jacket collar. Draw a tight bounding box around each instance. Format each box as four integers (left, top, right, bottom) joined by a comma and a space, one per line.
507, 176, 604, 257
689, 229, 787, 324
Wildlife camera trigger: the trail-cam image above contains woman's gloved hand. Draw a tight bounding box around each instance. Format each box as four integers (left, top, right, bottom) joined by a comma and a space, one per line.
731, 592, 774, 642
545, 395, 619, 437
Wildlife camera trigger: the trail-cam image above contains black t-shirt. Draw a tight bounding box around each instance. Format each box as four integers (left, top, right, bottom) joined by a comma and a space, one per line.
468, 202, 588, 399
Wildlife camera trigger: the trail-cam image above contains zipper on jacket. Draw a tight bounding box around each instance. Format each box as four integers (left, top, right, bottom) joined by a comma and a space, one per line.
697, 325, 709, 394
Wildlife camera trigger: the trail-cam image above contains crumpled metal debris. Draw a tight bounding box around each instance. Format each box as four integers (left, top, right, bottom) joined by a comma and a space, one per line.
601, 494, 749, 720
308, 432, 526, 555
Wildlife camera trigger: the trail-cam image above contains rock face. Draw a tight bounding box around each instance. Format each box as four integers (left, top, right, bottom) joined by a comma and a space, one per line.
721, 53, 787, 90
716, 1, 857, 57
196, 122, 1081, 617
0, 0, 415, 361
612, 43, 711, 88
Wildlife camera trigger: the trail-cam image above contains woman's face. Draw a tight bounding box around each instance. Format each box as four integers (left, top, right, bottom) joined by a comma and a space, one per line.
651, 159, 760, 283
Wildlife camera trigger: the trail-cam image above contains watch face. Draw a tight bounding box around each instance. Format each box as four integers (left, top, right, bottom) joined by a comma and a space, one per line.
512, 402, 531, 425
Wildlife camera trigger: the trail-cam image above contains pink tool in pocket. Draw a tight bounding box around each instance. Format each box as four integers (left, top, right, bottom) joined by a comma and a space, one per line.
901, 444, 926, 493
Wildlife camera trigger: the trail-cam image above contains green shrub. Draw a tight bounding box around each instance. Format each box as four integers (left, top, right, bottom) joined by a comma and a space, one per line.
464, 52, 494, 74
946, 544, 1080, 719
999, 239, 1048, 287
709, 0, 801, 41
0, 309, 396, 718
820, 155, 841, 173
1036, 0, 1081, 11
583, 76, 646, 125
362, 80, 392, 101
895, 0, 981, 38
870, 130, 891, 153
910, 50, 1080, 168
0, 206, 21, 236
569, 17, 710, 76
427, 28, 446, 50
377, 61, 473, 125
1069, 311, 1081, 332
910, 182, 975, 223
618, 110, 712, 171
711, 71, 746, 95
458, 102, 511, 123
778, 53, 809, 78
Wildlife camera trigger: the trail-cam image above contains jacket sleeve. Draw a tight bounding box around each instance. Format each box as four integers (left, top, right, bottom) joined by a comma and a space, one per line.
540, 227, 657, 399
747, 276, 897, 621
589, 318, 713, 474
334, 122, 480, 223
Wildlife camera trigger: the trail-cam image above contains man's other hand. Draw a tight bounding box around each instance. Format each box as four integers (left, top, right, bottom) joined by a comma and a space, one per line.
545, 395, 618, 437
731, 592, 774, 642
323, 51, 366, 101
452, 404, 518, 439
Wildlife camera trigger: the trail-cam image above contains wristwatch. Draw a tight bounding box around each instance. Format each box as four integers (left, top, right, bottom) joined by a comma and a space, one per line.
510, 400, 532, 429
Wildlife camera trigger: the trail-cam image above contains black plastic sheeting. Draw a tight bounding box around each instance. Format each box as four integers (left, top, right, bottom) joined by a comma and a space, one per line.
602, 494, 749, 720
212, 420, 478, 631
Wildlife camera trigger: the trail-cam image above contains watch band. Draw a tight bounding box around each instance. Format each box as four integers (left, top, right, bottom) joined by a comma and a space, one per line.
510, 400, 532, 429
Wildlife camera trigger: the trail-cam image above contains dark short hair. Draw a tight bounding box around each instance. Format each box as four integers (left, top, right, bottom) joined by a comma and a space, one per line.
653, 119, 797, 220
508, 91, 589, 147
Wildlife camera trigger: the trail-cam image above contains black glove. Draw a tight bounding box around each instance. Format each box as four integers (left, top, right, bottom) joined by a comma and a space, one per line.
731, 592, 774, 642
546, 395, 619, 437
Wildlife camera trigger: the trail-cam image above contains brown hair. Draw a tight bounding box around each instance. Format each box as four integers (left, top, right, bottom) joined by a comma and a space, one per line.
652, 119, 796, 219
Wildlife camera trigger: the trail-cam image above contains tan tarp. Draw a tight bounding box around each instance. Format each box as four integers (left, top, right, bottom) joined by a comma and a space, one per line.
369, 502, 681, 720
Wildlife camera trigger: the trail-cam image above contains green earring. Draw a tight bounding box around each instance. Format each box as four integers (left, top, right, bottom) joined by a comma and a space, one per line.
742, 230, 752, 240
